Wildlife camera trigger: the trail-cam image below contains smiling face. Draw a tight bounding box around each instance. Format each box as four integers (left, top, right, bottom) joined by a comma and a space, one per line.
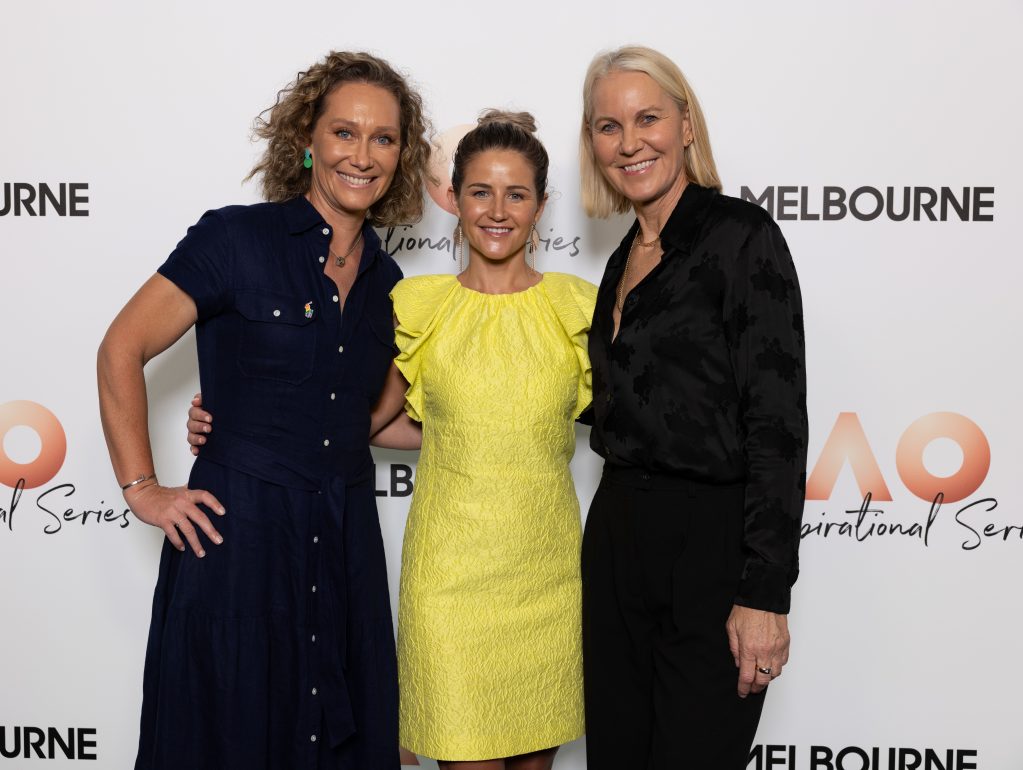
306, 82, 402, 219
449, 149, 546, 266
589, 70, 693, 212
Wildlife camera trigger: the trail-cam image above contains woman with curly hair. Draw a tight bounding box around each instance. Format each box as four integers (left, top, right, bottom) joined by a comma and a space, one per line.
97, 51, 432, 770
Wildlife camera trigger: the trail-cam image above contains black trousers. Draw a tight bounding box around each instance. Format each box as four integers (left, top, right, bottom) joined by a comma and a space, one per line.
581, 466, 765, 770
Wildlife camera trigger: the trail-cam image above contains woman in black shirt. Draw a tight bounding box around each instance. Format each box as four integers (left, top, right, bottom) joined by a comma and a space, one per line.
578, 46, 807, 769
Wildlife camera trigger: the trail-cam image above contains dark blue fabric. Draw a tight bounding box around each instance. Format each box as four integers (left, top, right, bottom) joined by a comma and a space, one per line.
138, 197, 401, 770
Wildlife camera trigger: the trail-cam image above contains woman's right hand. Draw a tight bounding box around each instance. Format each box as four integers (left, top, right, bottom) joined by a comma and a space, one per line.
125, 481, 225, 557
187, 392, 214, 455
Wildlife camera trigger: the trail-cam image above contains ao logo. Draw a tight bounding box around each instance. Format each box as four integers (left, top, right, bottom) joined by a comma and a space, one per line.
0, 401, 67, 489
807, 412, 990, 503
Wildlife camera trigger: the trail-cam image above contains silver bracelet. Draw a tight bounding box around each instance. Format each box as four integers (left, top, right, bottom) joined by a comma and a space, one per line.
121, 473, 157, 491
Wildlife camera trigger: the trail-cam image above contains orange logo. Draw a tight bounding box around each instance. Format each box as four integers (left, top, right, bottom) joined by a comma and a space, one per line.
807, 412, 990, 504
0, 400, 67, 489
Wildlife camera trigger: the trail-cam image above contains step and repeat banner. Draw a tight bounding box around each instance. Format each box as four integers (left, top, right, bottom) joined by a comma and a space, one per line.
2, 1, 1020, 768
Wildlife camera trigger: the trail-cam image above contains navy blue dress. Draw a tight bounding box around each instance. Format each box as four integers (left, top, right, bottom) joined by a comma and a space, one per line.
141, 196, 401, 770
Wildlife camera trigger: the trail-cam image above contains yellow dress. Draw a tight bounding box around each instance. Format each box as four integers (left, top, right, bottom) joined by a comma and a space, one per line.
391, 272, 596, 761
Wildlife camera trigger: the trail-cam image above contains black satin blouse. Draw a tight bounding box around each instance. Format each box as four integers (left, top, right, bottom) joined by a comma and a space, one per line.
588, 182, 808, 614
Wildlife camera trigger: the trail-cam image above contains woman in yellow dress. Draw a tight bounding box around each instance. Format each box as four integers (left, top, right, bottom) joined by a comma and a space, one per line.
188, 110, 595, 769
373, 111, 595, 769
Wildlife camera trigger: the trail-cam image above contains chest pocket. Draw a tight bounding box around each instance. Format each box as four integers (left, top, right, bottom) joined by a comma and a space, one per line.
235, 290, 317, 385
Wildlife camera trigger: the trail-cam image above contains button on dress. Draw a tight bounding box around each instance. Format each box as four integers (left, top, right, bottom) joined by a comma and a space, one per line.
141, 196, 401, 770
390, 273, 596, 761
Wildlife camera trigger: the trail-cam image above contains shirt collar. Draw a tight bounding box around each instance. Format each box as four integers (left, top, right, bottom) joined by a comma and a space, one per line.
607, 182, 718, 268
282, 195, 323, 234
359, 223, 382, 274
658, 182, 717, 254
282, 195, 382, 272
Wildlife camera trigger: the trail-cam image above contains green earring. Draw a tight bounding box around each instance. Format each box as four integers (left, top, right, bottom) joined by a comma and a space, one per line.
303, 148, 312, 169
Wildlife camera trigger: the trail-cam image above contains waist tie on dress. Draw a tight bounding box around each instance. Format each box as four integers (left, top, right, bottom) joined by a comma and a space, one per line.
198, 428, 374, 749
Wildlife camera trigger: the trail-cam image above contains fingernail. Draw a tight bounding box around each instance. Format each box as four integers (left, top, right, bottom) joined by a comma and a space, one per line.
218, 507, 226, 515
200, 437, 206, 444
178, 545, 186, 552
215, 535, 223, 544
198, 550, 206, 558
204, 425, 211, 433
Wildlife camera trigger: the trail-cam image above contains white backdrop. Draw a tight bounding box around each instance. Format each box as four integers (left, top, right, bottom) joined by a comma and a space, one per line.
2, 1, 1021, 768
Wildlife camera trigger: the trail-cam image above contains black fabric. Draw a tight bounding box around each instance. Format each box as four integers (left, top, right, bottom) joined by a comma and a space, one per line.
588, 183, 808, 613
581, 469, 765, 770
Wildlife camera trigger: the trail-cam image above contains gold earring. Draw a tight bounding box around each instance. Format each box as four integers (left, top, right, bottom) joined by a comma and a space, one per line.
456, 223, 464, 272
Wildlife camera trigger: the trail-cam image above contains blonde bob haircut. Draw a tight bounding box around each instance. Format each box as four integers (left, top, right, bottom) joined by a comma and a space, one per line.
580, 45, 722, 218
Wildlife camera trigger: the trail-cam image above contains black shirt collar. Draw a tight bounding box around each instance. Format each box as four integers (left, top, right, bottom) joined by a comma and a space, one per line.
608, 182, 718, 267
282, 195, 323, 234
282, 195, 382, 271
659, 182, 717, 253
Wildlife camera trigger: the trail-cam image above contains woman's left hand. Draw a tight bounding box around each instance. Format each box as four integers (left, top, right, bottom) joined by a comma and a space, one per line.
726, 605, 790, 697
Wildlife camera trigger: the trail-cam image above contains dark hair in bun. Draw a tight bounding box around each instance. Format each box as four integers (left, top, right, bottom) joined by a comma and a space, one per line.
451, 109, 549, 198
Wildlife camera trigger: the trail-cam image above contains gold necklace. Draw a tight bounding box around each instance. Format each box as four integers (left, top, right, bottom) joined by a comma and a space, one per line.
329, 232, 362, 267
636, 232, 659, 248
616, 234, 640, 312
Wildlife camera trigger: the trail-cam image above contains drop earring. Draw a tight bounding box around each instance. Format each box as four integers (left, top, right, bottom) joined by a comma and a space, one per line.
303, 148, 313, 169
456, 223, 464, 272
527, 224, 537, 271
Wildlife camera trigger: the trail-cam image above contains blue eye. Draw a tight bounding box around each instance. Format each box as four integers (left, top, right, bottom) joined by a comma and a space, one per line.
375, 135, 395, 145
472, 190, 488, 198
640, 114, 658, 125
598, 122, 618, 135
337, 129, 353, 139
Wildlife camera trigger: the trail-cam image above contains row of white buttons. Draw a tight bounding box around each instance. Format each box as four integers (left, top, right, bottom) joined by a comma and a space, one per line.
308, 227, 339, 693
309, 400, 323, 758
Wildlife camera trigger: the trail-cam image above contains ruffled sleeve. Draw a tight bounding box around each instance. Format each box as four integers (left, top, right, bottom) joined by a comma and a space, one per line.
540, 273, 598, 420
389, 275, 459, 422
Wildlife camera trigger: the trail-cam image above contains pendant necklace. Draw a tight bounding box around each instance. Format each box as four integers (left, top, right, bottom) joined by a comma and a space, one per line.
330, 232, 363, 267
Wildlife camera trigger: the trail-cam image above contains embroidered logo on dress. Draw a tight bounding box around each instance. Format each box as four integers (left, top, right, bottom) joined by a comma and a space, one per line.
304, 302, 314, 319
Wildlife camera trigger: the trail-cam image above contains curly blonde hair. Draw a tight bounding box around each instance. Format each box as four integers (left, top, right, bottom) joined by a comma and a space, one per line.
248, 51, 432, 226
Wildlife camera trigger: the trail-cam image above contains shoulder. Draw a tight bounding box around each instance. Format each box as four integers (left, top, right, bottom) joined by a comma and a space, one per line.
540, 272, 596, 336
372, 247, 403, 285
183, 201, 287, 244
689, 191, 787, 261
542, 272, 598, 306
705, 191, 777, 237
205, 200, 283, 227
391, 273, 459, 307
393, 273, 458, 294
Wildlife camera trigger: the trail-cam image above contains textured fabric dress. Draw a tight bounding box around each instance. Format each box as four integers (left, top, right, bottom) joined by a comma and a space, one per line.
390, 272, 596, 761
144, 197, 401, 770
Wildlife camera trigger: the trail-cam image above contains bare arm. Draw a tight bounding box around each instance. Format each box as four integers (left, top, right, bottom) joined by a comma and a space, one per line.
371, 410, 422, 450
97, 274, 224, 556
369, 361, 412, 437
